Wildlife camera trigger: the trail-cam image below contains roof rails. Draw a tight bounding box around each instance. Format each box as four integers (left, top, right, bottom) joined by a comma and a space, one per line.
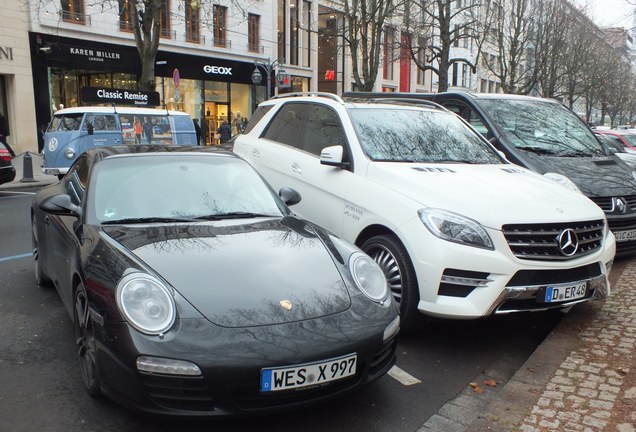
341, 92, 447, 111
270, 92, 344, 104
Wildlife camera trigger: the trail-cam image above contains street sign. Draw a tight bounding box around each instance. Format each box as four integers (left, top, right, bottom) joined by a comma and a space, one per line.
173, 68, 180, 89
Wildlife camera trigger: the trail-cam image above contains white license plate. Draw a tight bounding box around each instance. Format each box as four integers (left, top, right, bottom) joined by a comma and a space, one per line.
260, 353, 357, 392
544, 282, 587, 303
614, 229, 636, 242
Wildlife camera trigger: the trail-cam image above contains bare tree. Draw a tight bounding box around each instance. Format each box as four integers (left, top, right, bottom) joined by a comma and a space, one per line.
404, 0, 480, 93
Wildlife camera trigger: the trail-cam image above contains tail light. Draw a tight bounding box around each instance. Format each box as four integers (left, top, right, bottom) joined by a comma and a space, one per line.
0, 148, 11, 162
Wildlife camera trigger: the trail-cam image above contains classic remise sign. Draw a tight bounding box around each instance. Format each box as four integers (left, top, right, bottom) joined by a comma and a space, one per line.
80, 87, 160, 106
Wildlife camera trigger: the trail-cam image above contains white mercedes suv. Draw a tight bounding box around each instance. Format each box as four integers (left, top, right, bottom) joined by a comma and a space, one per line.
234, 93, 615, 328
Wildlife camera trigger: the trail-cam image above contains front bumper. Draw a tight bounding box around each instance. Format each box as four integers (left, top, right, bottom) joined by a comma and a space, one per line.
402, 219, 615, 319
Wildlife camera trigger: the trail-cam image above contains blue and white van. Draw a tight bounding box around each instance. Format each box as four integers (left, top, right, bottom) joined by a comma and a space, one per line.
43, 107, 198, 176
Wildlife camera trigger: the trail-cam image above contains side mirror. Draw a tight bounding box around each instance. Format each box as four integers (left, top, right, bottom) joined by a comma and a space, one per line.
40, 193, 81, 218
86, 122, 94, 135
320, 145, 349, 168
279, 187, 302, 206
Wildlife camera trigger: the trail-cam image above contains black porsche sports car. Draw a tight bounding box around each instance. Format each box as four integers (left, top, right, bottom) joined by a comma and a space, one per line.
31, 145, 399, 416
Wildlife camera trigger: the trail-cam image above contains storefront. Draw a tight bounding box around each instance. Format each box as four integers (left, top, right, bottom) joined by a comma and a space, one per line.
30, 32, 266, 145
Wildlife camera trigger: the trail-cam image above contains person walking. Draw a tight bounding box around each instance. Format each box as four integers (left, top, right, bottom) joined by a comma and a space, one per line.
217, 120, 232, 145
0, 113, 15, 157
133, 116, 142, 144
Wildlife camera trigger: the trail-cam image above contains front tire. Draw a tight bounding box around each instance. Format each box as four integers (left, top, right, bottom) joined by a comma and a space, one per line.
361, 235, 421, 331
74, 283, 101, 397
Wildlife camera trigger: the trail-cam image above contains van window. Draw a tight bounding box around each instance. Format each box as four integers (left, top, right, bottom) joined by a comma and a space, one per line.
84, 114, 118, 131
48, 114, 84, 132
118, 114, 174, 145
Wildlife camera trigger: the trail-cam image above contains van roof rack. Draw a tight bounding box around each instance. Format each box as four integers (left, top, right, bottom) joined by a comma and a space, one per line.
269, 92, 344, 104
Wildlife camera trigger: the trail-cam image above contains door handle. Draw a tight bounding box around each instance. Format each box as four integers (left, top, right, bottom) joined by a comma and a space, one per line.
44, 215, 50, 225
252, 148, 260, 158
291, 162, 302, 174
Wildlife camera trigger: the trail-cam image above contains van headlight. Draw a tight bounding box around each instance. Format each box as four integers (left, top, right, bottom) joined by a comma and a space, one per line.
418, 208, 494, 250
543, 172, 581, 193
64, 148, 76, 160
116, 273, 176, 335
349, 252, 389, 302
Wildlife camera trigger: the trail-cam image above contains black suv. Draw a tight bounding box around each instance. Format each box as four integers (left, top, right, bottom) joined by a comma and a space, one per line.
344, 91, 636, 256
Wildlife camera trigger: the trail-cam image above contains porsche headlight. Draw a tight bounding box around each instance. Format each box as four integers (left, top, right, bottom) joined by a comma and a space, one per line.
418, 208, 494, 250
543, 172, 581, 193
349, 252, 389, 302
116, 273, 175, 335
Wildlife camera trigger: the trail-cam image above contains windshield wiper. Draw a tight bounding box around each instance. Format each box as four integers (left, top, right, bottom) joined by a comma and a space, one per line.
102, 216, 195, 225
194, 212, 278, 220
517, 146, 558, 156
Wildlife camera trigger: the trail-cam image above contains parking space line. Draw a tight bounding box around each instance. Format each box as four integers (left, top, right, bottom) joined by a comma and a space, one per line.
0, 252, 32, 263
388, 365, 421, 386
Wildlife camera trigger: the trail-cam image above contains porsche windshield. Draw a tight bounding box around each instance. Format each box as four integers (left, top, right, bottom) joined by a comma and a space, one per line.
90, 155, 284, 223
478, 99, 605, 157
348, 107, 502, 164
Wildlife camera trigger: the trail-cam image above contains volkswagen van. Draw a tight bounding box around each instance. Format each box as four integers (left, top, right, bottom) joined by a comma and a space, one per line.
43, 107, 197, 176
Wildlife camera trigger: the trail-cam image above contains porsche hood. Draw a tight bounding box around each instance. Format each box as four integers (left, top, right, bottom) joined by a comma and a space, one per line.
103, 217, 352, 328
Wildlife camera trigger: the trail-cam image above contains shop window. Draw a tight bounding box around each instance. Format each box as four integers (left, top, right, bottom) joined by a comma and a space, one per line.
186, 2, 201, 43
248, 14, 260, 52
213, 5, 227, 47
61, 0, 86, 24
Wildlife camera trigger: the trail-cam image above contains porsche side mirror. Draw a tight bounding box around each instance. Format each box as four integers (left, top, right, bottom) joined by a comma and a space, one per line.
40, 193, 81, 218
279, 187, 302, 206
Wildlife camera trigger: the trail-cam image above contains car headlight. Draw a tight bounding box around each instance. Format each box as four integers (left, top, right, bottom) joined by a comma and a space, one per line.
543, 172, 581, 193
418, 208, 494, 250
349, 252, 389, 302
116, 273, 176, 335
64, 147, 76, 160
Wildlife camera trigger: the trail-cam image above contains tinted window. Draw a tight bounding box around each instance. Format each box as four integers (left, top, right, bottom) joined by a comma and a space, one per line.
262, 103, 312, 149
66, 156, 89, 205
304, 105, 346, 156
479, 99, 604, 157
348, 107, 501, 164
244, 105, 273, 134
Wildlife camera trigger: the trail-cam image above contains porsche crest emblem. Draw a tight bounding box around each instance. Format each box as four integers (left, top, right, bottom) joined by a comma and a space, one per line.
279, 300, 293, 311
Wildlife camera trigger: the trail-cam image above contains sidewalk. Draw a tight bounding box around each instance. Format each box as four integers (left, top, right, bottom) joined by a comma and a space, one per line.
420, 258, 636, 432
0, 152, 57, 190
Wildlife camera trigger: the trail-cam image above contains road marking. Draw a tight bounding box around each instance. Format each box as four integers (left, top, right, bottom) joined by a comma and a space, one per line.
0, 252, 32, 263
388, 365, 421, 386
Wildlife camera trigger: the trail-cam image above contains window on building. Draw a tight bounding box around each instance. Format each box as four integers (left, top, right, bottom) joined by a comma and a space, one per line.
214, 5, 227, 47
61, 0, 85, 24
302, 1, 311, 67
462, 64, 468, 88
185, 2, 200, 43
290, 2, 299, 65
452, 63, 458, 87
383, 26, 395, 80
160, 0, 171, 38
454, 25, 460, 47
248, 14, 260, 52
480, 78, 487, 92
278, 0, 286, 61
488, 80, 495, 93
119, 0, 133, 32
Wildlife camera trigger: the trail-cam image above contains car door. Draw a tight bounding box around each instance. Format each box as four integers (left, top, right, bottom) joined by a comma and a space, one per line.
250, 102, 353, 236
45, 156, 89, 310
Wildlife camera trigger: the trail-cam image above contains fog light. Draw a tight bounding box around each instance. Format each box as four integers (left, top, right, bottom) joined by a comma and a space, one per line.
64, 148, 76, 159
383, 315, 400, 342
137, 356, 201, 376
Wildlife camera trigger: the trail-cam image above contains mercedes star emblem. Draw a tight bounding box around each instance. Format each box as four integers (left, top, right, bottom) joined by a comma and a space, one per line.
557, 228, 579, 257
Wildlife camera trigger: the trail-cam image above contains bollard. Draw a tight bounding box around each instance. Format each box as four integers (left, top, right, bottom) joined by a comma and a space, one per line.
20, 151, 37, 183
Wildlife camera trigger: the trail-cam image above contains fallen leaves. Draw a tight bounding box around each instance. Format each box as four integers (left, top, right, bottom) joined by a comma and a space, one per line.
470, 379, 499, 394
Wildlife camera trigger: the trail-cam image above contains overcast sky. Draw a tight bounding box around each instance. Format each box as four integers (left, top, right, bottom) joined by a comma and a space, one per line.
574, 0, 635, 28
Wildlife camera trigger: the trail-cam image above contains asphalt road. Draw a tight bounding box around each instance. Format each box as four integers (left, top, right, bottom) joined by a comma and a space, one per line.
0, 189, 564, 432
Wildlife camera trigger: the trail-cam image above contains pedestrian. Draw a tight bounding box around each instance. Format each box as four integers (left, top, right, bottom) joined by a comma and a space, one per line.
193, 118, 202, 145
133, 116, 142, 144
0, 113, 15, 157
217, 119, 232, 145
142, 117, 153, 144
234, 112, 243, 135
38, 123, 47, 154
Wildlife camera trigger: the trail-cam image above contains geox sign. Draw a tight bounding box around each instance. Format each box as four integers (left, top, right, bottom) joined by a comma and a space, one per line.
203, 65, 233, 75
